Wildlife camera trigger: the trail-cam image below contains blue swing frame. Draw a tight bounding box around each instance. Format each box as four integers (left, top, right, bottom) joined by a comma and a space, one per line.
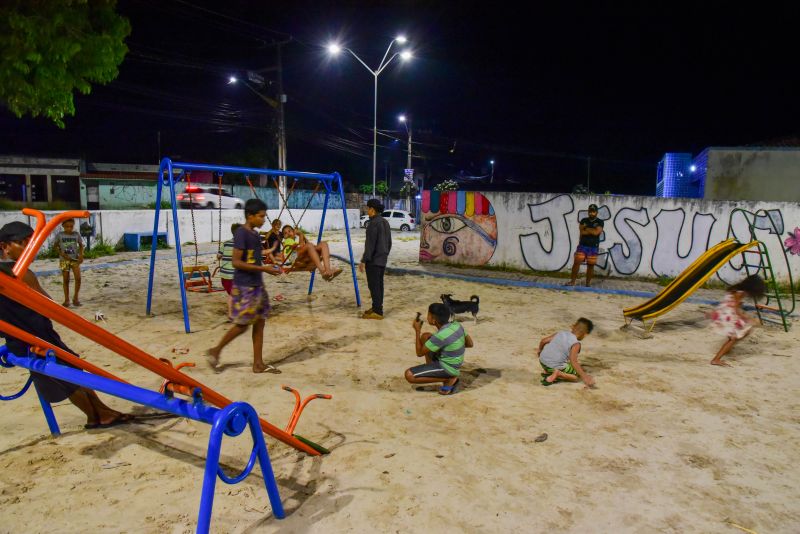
145, 158, 361, 333
0, 345, 285, 533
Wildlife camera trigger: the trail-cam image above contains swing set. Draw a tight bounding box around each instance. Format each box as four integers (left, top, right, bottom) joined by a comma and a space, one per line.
146, 158, 361, 333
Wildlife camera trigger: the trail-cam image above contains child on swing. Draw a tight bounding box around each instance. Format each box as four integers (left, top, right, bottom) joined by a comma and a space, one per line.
264, 218, 284, 264
281, 225, 342, 280
709, 274, 766, 367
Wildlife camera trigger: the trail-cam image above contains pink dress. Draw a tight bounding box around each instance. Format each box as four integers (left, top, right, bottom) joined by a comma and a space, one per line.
710, 292, 752, 339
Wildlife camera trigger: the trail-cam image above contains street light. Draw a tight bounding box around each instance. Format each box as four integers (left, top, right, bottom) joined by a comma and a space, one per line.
490, 160, 495, 183
327, 36, 413, 196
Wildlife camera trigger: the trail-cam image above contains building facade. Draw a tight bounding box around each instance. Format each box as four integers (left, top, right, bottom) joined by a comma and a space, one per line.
657, 147, 800, 202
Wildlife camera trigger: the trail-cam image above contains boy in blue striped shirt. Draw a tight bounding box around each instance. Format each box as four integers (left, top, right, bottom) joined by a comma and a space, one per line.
405, 303, 473, 395
217, 223, 241, 318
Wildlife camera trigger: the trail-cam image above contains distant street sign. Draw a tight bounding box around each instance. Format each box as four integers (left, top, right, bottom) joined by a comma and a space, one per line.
404, 168, 414, 182
247, 70, 265, 86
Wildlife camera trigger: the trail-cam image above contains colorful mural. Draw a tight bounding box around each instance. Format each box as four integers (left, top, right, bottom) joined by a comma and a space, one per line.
419, 190, 498, 265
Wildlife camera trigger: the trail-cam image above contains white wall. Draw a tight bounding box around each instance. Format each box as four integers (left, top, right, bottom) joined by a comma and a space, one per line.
0, 208, 360, 250
474, 193, 799, 283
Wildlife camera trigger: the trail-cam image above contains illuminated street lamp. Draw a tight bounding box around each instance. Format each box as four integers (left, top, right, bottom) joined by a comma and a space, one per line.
490, 159, 495, 183
327, 36, 413, 196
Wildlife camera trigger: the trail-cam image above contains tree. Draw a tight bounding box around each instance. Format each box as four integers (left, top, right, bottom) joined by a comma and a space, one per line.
0, 0, 131, 128
359, 181, 389, 196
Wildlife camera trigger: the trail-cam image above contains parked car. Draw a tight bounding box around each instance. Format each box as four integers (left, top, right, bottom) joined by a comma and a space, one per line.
360, 210, 416, 231
176, 186, 244, 209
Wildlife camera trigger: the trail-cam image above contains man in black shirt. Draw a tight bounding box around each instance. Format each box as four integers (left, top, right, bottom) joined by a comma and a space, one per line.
566, 203, 604, 287
359, 199, 392, 319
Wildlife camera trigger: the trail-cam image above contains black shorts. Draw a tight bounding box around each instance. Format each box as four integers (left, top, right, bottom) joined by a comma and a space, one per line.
408, 362, 453, 379
31, 371, 79, 403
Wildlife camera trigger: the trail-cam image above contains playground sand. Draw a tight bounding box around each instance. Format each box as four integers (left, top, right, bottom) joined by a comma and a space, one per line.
0, 231, 798, 533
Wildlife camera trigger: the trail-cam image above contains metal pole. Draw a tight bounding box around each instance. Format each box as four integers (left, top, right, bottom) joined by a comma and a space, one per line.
373, 75, 378, 197
277, 43, 288, 210
406, 122, 412, 211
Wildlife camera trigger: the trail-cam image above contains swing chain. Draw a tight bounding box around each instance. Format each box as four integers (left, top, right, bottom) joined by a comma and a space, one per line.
217, 173, 223, 255
186, 172, 199, 266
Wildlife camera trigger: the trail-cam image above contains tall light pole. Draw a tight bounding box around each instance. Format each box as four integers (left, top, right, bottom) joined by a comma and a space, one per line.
399, 114, 413, 210
490, 159, 495, 184
328, 37, 412, 196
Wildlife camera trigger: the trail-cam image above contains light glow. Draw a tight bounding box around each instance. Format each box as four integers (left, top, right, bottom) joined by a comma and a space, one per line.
327, 43, 342, 55
398, 115, 407, 122
400, 50, 412, 61
396, 36, 407, 44
228, 76, 237, 84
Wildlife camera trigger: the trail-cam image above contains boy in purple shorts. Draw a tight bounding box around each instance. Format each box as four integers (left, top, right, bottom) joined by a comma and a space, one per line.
206, 199, 282, 374
566, 203, 604, 287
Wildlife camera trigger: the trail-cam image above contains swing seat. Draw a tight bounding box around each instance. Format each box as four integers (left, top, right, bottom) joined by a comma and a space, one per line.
183, 265, 225, 293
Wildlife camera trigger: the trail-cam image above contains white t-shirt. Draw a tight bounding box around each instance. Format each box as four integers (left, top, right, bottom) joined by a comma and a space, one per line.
539, 330, 580, 370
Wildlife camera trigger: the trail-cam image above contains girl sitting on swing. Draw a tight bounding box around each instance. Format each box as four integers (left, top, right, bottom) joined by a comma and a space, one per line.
281, 225, 342, 281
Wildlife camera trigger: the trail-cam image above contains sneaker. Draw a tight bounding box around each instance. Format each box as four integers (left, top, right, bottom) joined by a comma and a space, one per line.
362, 310, 383, 320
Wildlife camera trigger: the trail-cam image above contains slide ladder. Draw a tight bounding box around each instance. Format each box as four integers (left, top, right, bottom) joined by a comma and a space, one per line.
729, 208, 795, 332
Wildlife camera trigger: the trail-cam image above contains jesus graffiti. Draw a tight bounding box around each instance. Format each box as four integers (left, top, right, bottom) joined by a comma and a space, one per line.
419, 190, 498, 265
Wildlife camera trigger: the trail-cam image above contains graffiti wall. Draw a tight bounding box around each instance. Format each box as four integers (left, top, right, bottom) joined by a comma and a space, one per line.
419, 191, 800, 283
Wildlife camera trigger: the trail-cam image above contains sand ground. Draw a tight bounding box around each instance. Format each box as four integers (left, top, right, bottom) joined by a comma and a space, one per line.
0, 229, 798, 533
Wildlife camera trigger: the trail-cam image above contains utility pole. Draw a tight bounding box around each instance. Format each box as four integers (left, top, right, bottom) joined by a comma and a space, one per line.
276, 42, 288, 213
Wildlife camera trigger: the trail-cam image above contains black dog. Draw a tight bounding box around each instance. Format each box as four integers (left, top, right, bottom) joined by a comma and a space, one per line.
440, 294, 480, 322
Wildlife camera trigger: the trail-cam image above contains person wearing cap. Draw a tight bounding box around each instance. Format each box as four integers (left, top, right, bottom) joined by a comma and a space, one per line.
359, 198, 392, 319
566, 203, 604, 287
0, 222, 135, 429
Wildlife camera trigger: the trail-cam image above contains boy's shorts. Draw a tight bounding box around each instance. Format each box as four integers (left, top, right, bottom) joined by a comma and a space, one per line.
540, 361, 577, 375
574, 245, 599, 265
59, 258, 80, 272
221, 278, 233, 295
408, 361, 454, 379
230, 284, 270, 325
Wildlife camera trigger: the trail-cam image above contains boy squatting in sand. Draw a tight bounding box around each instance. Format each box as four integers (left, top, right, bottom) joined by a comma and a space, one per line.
404, 303, 473, 395
537, 318, 596, 387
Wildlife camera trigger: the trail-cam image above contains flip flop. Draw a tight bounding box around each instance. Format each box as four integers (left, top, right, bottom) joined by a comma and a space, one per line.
204, 350, 220, 372
254, 365, 282, 374
327, 268, 343, 281
273, 294, 286, 302
85, 414, 136, 430
438, 378, 459, 395
540, 377, 557, 386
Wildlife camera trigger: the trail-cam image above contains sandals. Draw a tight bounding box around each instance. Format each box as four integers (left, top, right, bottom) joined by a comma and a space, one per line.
85, 413, 136, 430
438, 378, 460, 395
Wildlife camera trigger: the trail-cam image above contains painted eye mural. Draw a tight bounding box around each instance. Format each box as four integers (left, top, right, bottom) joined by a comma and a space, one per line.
419, 190, 498, 265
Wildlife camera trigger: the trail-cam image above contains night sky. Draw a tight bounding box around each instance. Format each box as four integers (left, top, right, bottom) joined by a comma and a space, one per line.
2, 1, 798, 195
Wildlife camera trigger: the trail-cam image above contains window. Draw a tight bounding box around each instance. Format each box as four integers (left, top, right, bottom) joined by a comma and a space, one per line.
392, 212, 404, 218
381, 211, 391, 217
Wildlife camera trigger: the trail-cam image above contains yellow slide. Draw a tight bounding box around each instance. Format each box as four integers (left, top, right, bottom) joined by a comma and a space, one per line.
623, 239, 758, 326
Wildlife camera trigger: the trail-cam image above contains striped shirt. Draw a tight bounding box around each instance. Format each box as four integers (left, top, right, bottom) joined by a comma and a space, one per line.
424, 321, 467, 376
219, 240, 235, 280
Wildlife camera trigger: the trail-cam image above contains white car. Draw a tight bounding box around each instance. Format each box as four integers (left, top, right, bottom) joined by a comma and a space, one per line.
176, 186, 244, 209
360, 209, 417, 231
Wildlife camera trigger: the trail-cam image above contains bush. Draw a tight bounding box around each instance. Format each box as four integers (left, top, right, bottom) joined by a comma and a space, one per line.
146, 201, 172, 209
433, 179, 458, 192
84, 238, 116, 259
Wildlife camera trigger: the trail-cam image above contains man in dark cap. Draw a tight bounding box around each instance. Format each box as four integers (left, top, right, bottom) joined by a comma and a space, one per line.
566, 203, 604, 287
0, 221, 134, 429
359, 199, 392, 319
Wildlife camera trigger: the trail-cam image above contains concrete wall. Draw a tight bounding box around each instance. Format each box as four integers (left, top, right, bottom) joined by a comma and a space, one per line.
704, 149, 800, 202
420, 191, 800, 283
78, 180, 344, 210
0, 208, 360, 250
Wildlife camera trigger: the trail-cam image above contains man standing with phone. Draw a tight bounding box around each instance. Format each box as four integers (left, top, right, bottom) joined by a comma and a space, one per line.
359, 198, 392, 319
